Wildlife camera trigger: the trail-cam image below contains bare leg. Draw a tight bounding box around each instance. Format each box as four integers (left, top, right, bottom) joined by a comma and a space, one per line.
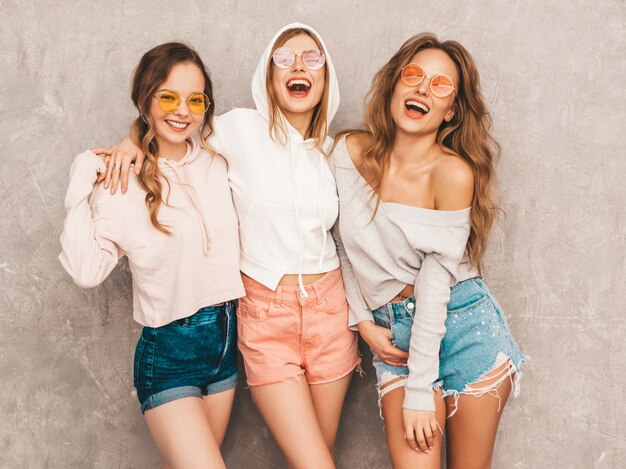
200, 387, 236, 446
144, 397, 226, 469
250, 375, 335, 469
309, 373, 353, 453
381, 379, 446, 469
445, 360, 514, 469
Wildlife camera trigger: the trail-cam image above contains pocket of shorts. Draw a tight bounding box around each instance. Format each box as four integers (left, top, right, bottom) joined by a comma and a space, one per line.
237, 302, 265, 321
447, 291, 488, 314
133, 336, 147, 387
322, 281, 349, 314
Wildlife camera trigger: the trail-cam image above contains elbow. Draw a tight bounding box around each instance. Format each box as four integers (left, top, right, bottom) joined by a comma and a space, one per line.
71, 276, 102, 289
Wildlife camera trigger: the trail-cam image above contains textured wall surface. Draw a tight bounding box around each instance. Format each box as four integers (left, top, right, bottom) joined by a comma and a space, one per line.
1, 1, 625, 467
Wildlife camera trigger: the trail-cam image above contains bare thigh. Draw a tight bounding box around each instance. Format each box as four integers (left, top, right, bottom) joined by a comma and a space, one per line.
445, 360, 513, 469
144, 397, 225, 469
250, 375, 335, 469
381, 379, 446, 469
309, 373, 353, 452
200, 387, 236, 447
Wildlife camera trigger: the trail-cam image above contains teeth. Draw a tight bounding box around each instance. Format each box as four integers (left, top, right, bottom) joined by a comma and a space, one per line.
287, 79, 311, 88
167, 120, 188, 129
406, 100, 429, 113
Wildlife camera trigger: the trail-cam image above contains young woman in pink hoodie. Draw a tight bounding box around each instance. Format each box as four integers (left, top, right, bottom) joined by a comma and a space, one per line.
60, 43, 244, 468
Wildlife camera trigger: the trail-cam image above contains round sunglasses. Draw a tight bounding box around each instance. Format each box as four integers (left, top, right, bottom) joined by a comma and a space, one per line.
153, 90, 211, 115
272, 47, 326, 71
401, 63, 456, 98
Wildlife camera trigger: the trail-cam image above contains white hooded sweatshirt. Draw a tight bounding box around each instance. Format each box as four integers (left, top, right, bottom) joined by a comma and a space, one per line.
211, 23, 341, 296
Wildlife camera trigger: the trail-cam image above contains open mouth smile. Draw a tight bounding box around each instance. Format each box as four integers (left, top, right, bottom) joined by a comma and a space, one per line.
404, 99, 430, 118
286, 78, 312, 98
166, 120, 189, 131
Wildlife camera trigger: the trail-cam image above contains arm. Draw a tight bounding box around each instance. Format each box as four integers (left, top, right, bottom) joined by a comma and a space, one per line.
59, 151, 124, 288
402, 156, 474, 452
332, 221, 408, 366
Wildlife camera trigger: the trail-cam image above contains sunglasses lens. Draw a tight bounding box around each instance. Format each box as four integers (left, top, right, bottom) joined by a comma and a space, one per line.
188, 93, 209, 114
431, 75, 455, 97
158, 92, 180, 113
272, 47, 294, 68
402, 64, 424, 86
303, 50, 325, 70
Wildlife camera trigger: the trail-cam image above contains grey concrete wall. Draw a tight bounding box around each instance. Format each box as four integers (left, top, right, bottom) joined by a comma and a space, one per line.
1, 0, 624, 467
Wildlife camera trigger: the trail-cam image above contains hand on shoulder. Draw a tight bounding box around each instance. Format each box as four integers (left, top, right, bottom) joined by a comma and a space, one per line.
432, 154, 474, 210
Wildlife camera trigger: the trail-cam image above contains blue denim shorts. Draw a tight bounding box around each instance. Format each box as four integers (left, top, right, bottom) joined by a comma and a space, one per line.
372, 278, 527, 412
133, 301, 238, 414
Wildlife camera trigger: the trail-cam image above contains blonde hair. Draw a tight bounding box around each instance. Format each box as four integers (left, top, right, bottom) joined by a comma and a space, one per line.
337, 33, 500, 273
130, 42, 215, 234
265, 28, 330, 155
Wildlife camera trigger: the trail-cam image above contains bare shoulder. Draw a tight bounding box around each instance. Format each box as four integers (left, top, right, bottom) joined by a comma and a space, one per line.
432, 153, 474, 210
344, 131, 372, 166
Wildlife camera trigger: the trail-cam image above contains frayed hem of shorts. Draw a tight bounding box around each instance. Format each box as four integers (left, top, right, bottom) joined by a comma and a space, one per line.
437, 352, 529, 418
245, 371, 306, 388
308, 358, 364, 385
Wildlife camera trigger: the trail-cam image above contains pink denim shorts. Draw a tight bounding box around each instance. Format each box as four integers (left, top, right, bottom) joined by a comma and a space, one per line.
237, 268, 361, 386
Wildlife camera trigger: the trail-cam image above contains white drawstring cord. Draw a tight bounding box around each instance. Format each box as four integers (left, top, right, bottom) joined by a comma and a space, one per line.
317, 153, 327, 270
291, 142, 308, 299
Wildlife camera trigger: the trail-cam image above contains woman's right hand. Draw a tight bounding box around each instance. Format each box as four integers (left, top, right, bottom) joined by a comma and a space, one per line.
358, 320, 409, 367
103, 135, 145, 194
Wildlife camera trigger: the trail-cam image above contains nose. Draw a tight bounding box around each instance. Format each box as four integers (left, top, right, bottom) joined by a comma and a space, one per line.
291, 53, 306, 71
415, 76, 430, 96
174, 98, 191, 117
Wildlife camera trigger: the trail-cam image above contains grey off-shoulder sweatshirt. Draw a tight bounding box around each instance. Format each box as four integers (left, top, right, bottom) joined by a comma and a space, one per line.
329, 136, 477, 411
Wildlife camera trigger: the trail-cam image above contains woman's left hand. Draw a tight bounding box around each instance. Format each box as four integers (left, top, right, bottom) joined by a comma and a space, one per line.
402, 408, 439, 453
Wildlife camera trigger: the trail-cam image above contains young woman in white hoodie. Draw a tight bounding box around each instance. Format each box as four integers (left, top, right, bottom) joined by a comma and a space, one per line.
100, 24, 360, 468
60, 43, 245, 468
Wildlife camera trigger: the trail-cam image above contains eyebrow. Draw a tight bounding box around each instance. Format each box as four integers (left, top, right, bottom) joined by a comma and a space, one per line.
155, 88, 205, 95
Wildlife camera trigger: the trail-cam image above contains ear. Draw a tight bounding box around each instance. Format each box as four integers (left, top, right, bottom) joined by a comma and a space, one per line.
445, 108, 455, 122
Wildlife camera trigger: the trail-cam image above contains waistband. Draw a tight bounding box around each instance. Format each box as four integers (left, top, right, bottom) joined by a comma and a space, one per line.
242, 268, 341, 305
175, 301, 233, 326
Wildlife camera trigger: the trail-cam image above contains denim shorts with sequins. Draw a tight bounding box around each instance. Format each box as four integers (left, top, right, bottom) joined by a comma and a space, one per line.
371, 277, 528, 412
133, 301, 238, 414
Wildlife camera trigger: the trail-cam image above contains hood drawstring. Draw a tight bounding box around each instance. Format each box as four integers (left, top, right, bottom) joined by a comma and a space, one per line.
164, 159, 212, 255
290, 142, 309, 299
317, 153, 327, 270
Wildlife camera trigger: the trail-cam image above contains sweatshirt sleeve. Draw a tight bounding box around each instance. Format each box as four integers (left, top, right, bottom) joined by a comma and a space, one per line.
332, 221, 374, 330
209, 113, 235, 161
58, 151, 123, 289
403, 224, 470, 411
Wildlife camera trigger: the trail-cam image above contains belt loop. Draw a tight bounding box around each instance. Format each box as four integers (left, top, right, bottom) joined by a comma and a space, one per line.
275, 287, 282, 307
387, 302, 394, 327
311, 282, 322, 305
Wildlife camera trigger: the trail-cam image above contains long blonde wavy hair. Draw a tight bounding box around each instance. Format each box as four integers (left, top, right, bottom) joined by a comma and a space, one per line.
265, 28, 330, 155
338, 33, 500, 273
130, 42, 215, 234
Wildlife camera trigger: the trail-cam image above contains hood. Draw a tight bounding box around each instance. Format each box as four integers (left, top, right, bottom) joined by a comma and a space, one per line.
158, 137, 212, 255
157, 136, 201, 170
251, 22, 340, 136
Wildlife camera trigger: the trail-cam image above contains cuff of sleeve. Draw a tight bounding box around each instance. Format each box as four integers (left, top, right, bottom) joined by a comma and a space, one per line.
402, 387, 436, 412
72, 150, 106, 180
348, 307, 374, 331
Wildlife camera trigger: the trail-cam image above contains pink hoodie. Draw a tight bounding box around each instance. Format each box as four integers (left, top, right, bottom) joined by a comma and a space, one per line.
59, 138, 244, 327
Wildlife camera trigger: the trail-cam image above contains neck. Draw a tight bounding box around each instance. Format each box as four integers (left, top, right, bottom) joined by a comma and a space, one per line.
157, 139, 188, 161
283, 109, 314, 139
390, 130, 438, 168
